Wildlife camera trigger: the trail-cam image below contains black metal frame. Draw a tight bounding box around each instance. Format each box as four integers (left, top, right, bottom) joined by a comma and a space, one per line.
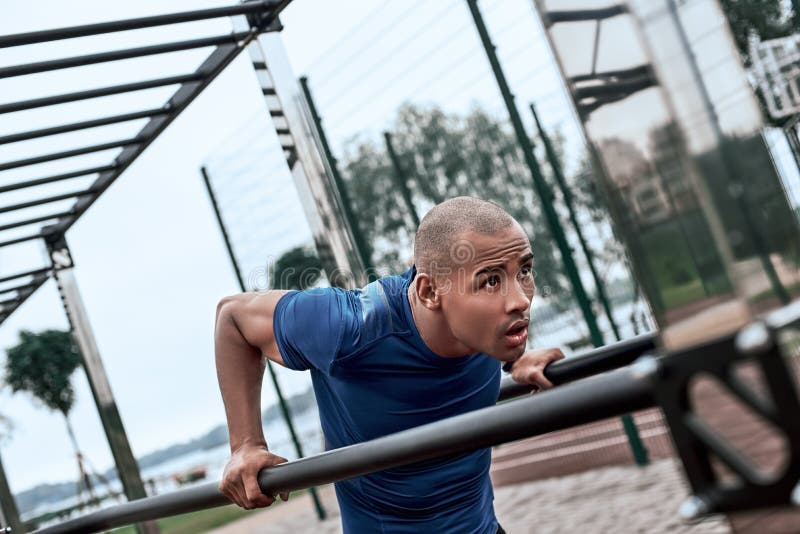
0, 0, 292, 328
30, 304, 800, 533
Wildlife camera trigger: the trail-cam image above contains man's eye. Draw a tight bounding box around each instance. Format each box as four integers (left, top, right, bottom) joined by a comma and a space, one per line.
520, 265, 533, 277
486, 275, 500, 287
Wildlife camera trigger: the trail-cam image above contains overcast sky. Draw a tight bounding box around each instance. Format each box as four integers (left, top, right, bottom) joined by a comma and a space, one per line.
0, 0, 582, 494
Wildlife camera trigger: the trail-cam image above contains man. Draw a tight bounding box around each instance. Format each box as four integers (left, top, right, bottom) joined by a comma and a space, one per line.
215, 197, 564, 533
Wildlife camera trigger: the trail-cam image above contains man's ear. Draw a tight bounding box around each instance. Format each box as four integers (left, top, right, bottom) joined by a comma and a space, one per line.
415, 273, 441, 310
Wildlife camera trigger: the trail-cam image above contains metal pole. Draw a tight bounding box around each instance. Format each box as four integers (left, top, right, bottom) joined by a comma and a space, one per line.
34, 362, 656, 534
45, 236, 160, 534
240, 28, 368, 287
529, 102, 622, 341
0, 452, 23, 534
383, 132, 421, 228
298, 77, 375, 280
466, 0, 604, 346
200, 166, 327, 520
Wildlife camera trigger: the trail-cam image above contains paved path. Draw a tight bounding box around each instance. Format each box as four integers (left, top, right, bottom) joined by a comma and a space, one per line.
208, 459, 730, 533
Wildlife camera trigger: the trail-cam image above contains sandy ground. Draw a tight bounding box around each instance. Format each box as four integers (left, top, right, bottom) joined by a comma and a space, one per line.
207, 458, 731, 533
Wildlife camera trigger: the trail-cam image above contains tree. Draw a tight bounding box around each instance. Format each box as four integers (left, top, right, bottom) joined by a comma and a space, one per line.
4, 329, 98, 502
269, 245, 323, 290
719, 0, 797, 64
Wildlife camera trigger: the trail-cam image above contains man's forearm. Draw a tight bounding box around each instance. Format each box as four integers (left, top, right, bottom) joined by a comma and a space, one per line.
215, 303, 268, 452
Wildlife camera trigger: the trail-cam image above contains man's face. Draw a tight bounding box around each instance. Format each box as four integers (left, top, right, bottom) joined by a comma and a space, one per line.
436, 224, 535, 361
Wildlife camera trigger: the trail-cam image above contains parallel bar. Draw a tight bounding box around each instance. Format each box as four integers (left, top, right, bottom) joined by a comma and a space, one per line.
0, 139, 139, 172
0, 165, 115, 194
0, 74, 201, 115
0, 232, 43, 248
0, 267, 50, 285
0, 1, 275, 47
499, 332, 658, 401
0, 33, 249, 79
0, 189, 92, 215
34, 364, 656, 534
0, 108, 168, 145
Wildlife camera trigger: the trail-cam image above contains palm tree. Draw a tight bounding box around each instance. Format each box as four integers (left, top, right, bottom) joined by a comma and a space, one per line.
3, 329, 100, 504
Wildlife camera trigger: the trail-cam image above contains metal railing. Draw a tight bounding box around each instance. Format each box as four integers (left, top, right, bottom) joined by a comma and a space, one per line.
31, 333, 660, 533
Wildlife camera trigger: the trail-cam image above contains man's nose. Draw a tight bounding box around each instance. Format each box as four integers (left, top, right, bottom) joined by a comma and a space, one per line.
506, 278, 531, 314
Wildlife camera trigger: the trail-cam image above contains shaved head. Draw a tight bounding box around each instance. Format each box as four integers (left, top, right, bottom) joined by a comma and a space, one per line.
414, 197, 519, 276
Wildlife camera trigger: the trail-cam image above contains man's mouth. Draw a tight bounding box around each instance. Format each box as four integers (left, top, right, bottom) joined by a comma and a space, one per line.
504, 322, 528, 347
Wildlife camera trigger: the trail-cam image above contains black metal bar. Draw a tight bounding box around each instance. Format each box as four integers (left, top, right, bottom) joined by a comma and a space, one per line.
0, 33, 250, 79
0, 74, 201, 115
33, 364, 656, 534
0, 139, 140, 172
299, 76, 375, 280
498, 332, 658, 401
0, 108, 169, 145
544, 5, 627, 25
0, 233, 43, 248
0, 211, 74, 233
0, 1, 276, 48
0, 267, 50, 285
0, 165, 115, 194
570, 65, 652, 83
0, 189, 92, 215
0, 278, 44, 297
0, 272, 48, 327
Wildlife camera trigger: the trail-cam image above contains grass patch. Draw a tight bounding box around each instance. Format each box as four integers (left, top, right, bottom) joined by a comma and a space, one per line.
109, 504, 256, 534
661, 279, 707, 309
108, 489, 309, 534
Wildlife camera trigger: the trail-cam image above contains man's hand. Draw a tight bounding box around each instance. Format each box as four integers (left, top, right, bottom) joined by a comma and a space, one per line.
220, 443, 290, 509
508, 348, 565, 393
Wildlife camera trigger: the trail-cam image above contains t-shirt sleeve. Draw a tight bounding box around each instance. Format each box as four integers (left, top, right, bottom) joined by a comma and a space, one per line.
272, 287, 350, 373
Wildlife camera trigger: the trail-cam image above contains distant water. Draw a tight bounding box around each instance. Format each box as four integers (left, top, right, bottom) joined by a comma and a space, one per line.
26, 407, 323, 525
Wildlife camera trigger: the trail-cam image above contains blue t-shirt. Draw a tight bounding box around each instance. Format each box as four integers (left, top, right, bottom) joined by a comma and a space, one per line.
273, 266, 501, 533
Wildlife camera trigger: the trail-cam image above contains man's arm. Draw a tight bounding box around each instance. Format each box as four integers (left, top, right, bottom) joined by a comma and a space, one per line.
214, 291, 290, 509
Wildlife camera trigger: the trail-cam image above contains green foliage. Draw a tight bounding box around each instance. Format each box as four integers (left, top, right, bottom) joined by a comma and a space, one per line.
719, 0, 797, 63
4, 329, 82, 416
270, 246, 323, 290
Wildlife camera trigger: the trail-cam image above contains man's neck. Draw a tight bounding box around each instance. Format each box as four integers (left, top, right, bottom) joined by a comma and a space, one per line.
407, 285, 471, 358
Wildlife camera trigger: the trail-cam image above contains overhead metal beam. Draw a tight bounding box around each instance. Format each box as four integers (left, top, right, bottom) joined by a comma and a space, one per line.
544, 5, 627, 25
44, 39, 266, 237
0, 165, 115, 194
0, 267, 50, 286
0, 108, 169, 145
0, 268, 48, 326
0, 74, 202, 115
0, 1, 280, 47
0, 233, 43, 249
0, 138, 141, 172
0, 33, 251, 79
0, 189, 92, 215
0, 275, 48, 298
0, 211, 74, 233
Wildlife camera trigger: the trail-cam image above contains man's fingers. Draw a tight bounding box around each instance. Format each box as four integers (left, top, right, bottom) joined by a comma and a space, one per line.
280, 491, 290, 501
243, 473, 274, 508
